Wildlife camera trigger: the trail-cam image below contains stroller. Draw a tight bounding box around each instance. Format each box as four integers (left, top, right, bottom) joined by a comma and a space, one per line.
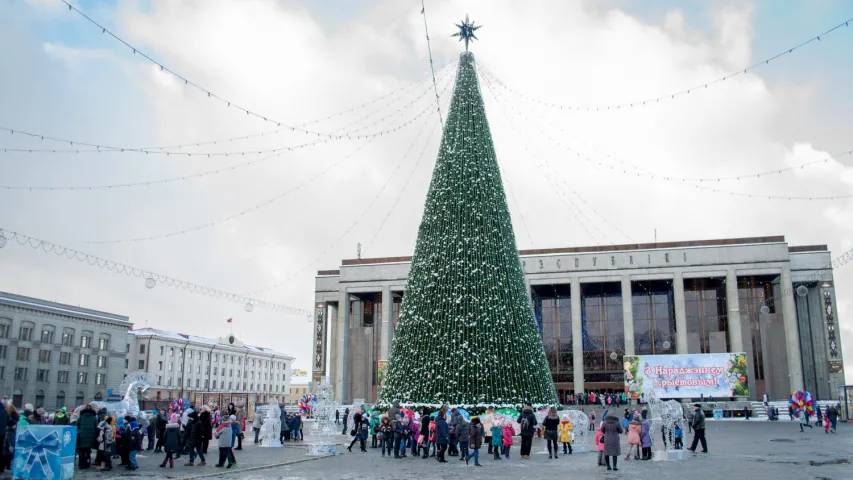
767, 407, 779, 421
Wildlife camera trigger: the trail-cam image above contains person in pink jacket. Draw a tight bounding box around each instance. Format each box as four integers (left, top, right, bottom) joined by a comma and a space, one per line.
594, 421, 605, 466
626, 419, 642, 460
501, 422, 514, 460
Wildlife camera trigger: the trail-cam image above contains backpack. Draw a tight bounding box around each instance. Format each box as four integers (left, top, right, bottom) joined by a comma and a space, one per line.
520, 416, 530, 434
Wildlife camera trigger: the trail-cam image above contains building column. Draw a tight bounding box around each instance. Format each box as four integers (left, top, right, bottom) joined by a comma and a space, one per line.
780, 266, 804, 392
335, 290, 351, 403
327, 303, 338, 383
571, 276, 584, 394
380, 285, 392, 362
673, 271, 688, 354
621, 276, 635, 356
726, 269, 744, 353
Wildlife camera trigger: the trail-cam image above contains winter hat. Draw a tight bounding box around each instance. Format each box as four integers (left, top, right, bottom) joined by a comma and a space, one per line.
61, 407, 67, 414
170, 413, 179, 424
229, 415, 236, 421
24, 403, 34, 412
561, 415, 569, 421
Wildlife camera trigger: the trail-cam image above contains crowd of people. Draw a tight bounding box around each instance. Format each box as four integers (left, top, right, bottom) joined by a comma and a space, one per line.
0, 396, 249, 473
565, 391, 627, 407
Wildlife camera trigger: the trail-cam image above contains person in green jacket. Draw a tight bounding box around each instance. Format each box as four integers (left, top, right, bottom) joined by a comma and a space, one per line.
54, 407, 70, 425
490, 420, 503, 460
369, 413, 380, 448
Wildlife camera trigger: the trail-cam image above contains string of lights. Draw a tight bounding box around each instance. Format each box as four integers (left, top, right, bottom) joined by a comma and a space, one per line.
83, 137, 378, 244
477, 66, 853, 184
495, 151, 537, 249
0, 73, 450, 157
242, 115, 446, 297
83, 77, 452, 245
482, 70, 853, 201
0, 72, 458, 191
137, 59, 455, 151
362, 84, 456, 254
0, 227, 309, 316
0, 139, 322, 191
420, 0, 444, 130
481, 71, 616, 245
478, 16, 852, 112
58, 0, 439, 139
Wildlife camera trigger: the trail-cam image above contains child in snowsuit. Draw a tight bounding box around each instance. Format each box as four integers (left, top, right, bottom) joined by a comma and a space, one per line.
594, 422, 605, 466
558, 415, 573, 454
379, 417, 393, 457
490, 420, 503, 460
674, 424, 683, 449
501, 421, 514, 460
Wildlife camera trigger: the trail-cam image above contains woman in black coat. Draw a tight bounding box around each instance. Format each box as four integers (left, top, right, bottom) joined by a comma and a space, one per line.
199, 410, 213, 454
185, 412, 206, 466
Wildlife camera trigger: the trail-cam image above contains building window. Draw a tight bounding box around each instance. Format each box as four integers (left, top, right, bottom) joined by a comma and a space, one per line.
178, 364, 183, 372
57, 371, 69, 383
158, 361, 163, 371
98, 335, 110, 351
205, 367, 210, 375
230, 355, 234, 364
250, 383, 253, 390
169, 363, 173, 371
62, 328, 74, 346
59, 352, 71, 365
237, 357, 241, 365
16, 347, 31, 362
34, 389, 45, 406
204, 380, 209, 389
684, 278, 729, 354
157, 376, 162, 385
738, 275, 780, 384
178, 349, 183, 358
38, 350, 51, 363
40, 326, 55, 344
0, 345, 5, 360
169, 347, 174, 357
252, 359, 255, 367
229, 369, 233, 377
124, 359, 129, 369
75, 391, 84, 406
77, 372, 88, 384
206, 352, 210, 360
632, 280, 677, 355
56, 391, 65, 408
80, 331, 92, 348
580, 282, 626, 386
215, 353, 219, 362
79, 354, 89, 367
139, 344, 146, 354
95, 373, 106, 385
228, 382, 232, 390
36, 369, 50, 382
19, 322, 34, 341
160, 346, 164, 355
0, 318, 10, 338
97, 356, 108, 368
197, 365, 200, 374
14, 368, 28, 381
167, 378, 172, 386
138, 360, 145, 370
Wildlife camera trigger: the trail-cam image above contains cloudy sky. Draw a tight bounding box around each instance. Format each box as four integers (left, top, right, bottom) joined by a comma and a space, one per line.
1, 0, 851, 382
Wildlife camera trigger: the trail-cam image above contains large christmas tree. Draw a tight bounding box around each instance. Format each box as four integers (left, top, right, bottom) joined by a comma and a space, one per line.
377, 42, 557, 408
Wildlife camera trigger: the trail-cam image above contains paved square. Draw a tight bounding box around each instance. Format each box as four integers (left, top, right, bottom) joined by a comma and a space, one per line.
62, 420, 851, 480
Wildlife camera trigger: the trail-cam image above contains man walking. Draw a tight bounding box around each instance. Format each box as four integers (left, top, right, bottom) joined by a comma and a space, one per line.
687, 404, 707, 453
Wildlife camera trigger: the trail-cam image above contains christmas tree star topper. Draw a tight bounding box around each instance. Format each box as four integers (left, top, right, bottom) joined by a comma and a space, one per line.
451, 14, 481, 51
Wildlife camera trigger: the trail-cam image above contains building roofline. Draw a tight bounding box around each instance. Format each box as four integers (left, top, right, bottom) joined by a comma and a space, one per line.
0, 291, 131, 325
129, 327, 294, 359
788, 245, 829, 253
317, 236, 788, 273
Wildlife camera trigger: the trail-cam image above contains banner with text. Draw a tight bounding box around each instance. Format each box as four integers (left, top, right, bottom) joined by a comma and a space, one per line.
623, 352, 749, 399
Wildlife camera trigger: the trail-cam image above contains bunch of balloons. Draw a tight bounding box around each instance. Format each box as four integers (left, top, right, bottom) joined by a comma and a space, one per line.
169, 398, 189, 416
298, 394, 316, 417
789, 391, 814, 418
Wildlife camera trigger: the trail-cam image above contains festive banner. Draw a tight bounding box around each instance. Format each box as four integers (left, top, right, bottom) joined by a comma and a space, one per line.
624, 353, 749, 399
13, 425, 77, 480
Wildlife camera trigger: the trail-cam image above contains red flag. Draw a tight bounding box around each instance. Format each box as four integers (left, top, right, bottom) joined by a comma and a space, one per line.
226, 318, 232, 323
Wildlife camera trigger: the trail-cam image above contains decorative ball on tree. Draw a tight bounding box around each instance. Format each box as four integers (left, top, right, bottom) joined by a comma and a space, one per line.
376, 38, 557, 408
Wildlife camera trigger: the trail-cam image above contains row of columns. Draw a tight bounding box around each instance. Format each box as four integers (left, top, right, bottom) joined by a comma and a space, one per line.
328, 267, 803, 402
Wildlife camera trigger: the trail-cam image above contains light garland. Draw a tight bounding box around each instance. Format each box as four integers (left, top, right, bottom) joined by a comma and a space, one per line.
478, 66, 853, 189
480, 72, 622, 245
481, 69, 853, 201
478, 16, 852, 112
0, 227, 309, 315
376, 52, 558, 408
58, 0, 447, 138
0, 70, 453, 157
419, 0, 445, 130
